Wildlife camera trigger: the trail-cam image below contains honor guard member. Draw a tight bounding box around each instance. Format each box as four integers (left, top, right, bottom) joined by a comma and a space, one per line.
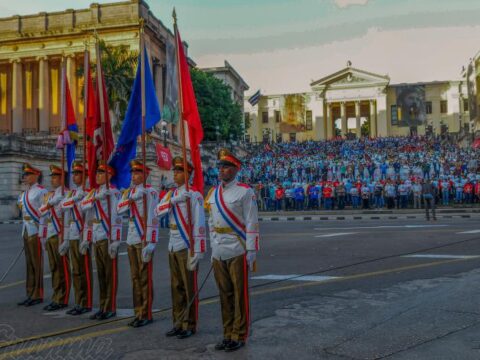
38, 165, 71, 312
61, 161, 93, 315
206, 149, 259, 352
117, 160, 159, 328
155, 157, 207, 339
17, 163, 48, 307
81, 161, 122, 320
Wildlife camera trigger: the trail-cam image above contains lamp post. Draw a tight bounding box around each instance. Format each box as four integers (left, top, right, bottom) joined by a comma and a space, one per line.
160, 120, 169, 147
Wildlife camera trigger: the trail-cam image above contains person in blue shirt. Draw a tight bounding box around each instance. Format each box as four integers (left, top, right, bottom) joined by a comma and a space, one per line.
308, 183, 319, 210
294, 185, 305, 211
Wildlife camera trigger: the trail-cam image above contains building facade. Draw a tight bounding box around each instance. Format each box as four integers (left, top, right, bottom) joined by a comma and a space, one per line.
245, 62, 470, 143
202, 60, 249, 110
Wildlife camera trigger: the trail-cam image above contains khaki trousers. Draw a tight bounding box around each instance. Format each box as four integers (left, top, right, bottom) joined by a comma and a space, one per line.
94, 239, 118, 313
69, 239, 93, 308
23, 233, 44, 300
46, 235, 71, 305
213, 254, 250, 342
168, 249, 198, 331
128, 243, 153, 320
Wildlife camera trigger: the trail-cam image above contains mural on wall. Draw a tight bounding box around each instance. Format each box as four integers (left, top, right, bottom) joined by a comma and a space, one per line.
163, 37, 179, 124
467, 62, 477, 121
395, 85, 426, 127
279, 94, 309, 133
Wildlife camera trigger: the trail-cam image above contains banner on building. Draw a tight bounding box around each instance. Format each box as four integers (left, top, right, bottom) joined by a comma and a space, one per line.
163, 36, 179, 124
395, 85, 426, 127
279, 94, 309, 133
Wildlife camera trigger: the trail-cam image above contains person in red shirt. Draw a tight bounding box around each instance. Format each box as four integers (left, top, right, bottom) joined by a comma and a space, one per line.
464, 180, 473, 204
275, 184, 285, 211
475, 180, 480, 204
323, 182, 334, 210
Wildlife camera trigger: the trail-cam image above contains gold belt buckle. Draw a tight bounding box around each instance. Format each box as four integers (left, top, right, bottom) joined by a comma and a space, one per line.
170, 224, 178, 230
214, 227, 234, 234
92, 220, 100, 224
23, 216, 32, 221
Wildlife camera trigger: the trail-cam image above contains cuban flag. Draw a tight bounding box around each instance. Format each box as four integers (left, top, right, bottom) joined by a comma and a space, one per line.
248, 89, 261, 106
56, 61, 78, 178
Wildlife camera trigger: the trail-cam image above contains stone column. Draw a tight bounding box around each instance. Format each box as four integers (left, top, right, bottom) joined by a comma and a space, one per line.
355, 101, 361, 138
154, 61, 164, 107
11, 59, 23, 134
37, 56, 49, 133
340, 101, 347, 137
66, 55, 77, 115
326, 103, 333, 139
369, 100, 377, 138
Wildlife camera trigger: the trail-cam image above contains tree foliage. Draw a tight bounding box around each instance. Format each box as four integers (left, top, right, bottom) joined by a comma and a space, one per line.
190, 68, 243, 141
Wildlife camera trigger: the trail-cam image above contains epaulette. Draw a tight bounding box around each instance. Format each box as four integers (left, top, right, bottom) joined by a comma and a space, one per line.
204, 187, 215, 212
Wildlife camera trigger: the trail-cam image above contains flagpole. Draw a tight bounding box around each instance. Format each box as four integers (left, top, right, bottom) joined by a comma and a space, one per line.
60, 58, 66, 245
83, 41, 88, 189
95, 35, 112, 243
173, 9, 194, 257
140, 20, 148, 244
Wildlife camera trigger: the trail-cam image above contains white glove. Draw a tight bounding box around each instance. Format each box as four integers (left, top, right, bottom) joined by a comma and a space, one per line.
58, 240, 70, 256
246, 250, 256, 272
142, 242, 156, 263
187, 252, 204, 271
79, 240, 90, 255
171, 190, 193, 205
108, 241, 121, 259
131, 187, 146, 201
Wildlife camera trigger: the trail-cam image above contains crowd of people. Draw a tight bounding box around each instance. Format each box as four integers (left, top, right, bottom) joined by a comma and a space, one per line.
236, 137, 480, 212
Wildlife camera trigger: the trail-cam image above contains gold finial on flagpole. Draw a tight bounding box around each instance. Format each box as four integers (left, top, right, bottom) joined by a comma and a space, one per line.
172, 7, 177, 25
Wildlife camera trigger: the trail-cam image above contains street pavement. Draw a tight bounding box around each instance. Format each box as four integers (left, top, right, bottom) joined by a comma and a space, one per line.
1, 216, 480, 359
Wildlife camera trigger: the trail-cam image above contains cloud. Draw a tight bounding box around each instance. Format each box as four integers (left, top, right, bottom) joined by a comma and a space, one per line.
334, 0, 369, 8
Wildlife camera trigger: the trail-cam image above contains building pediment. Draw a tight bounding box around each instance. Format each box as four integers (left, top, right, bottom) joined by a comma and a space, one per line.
311, 63, 390, 91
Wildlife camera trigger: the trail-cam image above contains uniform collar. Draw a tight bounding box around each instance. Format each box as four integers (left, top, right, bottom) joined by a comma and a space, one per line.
222, 179, 238, 190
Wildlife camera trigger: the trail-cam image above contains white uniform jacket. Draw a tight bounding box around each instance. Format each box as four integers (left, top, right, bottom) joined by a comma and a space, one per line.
117, 184, 159, 246
155, 185, 207, 254
61, 186, 89, 241
39, 187, 68, 240
206, 180, 259, 261
18, 183, 48, 237
80, 184, 122, 243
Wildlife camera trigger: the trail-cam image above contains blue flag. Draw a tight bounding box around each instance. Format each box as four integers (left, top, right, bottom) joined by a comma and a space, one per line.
110, 47, 161, 189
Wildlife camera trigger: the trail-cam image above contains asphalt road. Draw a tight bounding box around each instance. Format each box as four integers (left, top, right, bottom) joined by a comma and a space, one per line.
2, 216, 480, 359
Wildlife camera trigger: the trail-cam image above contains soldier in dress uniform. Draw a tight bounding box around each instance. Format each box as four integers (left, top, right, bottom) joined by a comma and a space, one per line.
117, 159, 159, 328
61, 161, 93, 315
80, 161, 122, 320
205, 149, 259, 352
39, 165, 71, 312
17, 163, 48, 307
155, 156, 207, 339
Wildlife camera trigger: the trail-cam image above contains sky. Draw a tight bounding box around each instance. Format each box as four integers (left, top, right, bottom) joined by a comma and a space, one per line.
1, 0, 480, 95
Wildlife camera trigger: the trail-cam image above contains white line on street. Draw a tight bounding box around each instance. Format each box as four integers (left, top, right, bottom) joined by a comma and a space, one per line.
315, 232, 357, 238
402, 254, 480, 260
457, 230, 480, 234
314, 225, 449, 231
251, 274, 340, 282
118, 252, 128, 256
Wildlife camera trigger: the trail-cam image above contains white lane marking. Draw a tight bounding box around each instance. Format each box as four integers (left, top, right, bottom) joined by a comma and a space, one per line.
118, 252, 128, 256
251, 274, 340, 282
42, 308, 161, 318
314, 225, 449, 231
457, 230, 480, 234
315, 232, 357, 238
402, 254, 480, 260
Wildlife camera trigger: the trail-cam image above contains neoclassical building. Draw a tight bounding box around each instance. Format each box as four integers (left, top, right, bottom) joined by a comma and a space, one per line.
245, 62, 470, 143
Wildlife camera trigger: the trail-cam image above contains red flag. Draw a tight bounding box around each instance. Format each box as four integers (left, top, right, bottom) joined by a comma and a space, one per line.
85, 59, 114, 188
85, 61, 98, 188
176, 29, 204, 195
155, 143, 173, 170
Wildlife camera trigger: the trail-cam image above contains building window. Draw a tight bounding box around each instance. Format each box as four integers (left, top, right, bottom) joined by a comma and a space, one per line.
463, 98, 469, 112
305, 110, 313, 131
262, 111, 268, 124
289, 133, 296, 142
245, 134, 250, 143
440, 100, 448, 114
274, 110, 281, 123
425, 101, 432, 115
